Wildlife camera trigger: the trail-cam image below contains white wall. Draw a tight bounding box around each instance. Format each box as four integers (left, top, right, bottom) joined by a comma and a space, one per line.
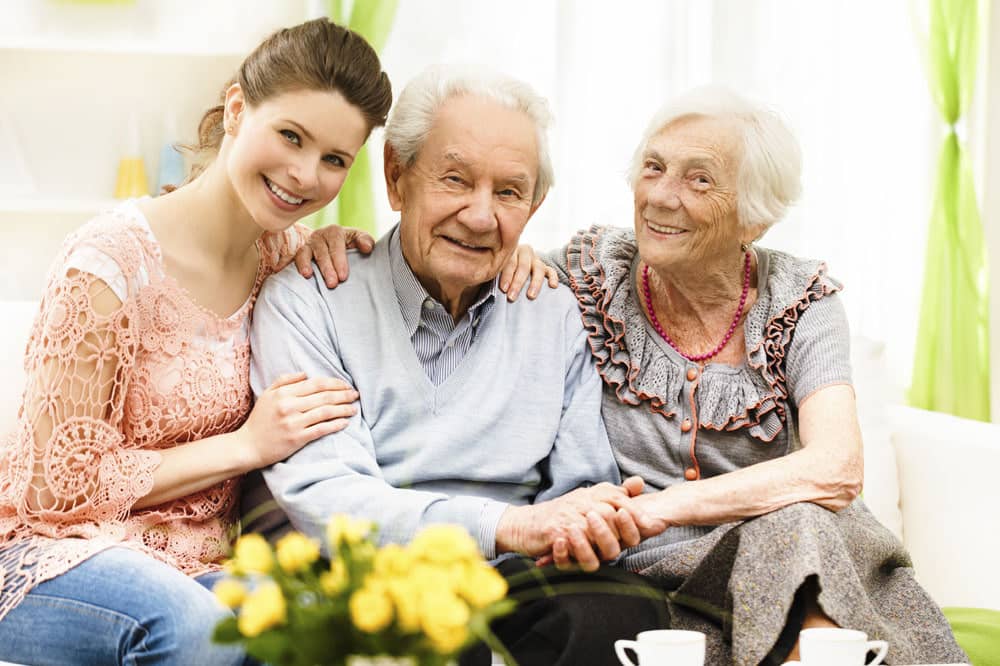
2, 0, 998, 417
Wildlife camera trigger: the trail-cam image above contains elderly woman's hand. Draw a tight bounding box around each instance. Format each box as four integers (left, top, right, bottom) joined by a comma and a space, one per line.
499, 244, 559, 302
275, 225, 376, 288
536, 477, 669, 570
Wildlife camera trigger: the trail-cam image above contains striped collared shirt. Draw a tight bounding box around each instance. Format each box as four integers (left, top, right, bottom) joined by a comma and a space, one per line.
389, 228, 498, 386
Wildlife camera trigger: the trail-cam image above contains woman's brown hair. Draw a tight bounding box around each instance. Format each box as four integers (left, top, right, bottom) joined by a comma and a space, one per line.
186, 18, 392, 182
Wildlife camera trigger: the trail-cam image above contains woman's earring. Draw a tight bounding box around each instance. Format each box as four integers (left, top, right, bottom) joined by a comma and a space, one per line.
740, 241, 750, 252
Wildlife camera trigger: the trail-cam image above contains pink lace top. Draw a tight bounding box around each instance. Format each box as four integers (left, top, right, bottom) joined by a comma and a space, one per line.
0, 201, 307, 620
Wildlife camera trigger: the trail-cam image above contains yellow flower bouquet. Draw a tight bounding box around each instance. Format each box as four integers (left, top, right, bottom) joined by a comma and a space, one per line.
213, 516, 516, 666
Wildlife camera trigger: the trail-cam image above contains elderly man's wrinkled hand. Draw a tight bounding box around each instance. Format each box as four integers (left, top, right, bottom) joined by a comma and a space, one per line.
498, 478, 661, 572
536, 477, 668, 570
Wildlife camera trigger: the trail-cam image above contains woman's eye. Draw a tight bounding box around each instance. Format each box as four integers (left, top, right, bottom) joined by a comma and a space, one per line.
692, 174, 712, 187
499, 188, 522, 200
280, 129, 301, 145
446, 175, 463, 184
643, 162, 662, 173
323, 154, 345, 167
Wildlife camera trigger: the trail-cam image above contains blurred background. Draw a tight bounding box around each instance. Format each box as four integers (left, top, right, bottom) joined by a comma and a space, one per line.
0, 0, 996, 419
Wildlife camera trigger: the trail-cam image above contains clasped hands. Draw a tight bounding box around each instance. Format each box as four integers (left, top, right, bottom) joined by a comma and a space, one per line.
495, 477, 668, 571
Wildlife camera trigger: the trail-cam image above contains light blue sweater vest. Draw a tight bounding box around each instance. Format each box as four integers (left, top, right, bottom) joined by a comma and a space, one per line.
249, 228, 619, 558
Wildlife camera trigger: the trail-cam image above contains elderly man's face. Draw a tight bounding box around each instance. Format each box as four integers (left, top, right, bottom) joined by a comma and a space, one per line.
386, 95, 541, 307
633, 115, 748, 270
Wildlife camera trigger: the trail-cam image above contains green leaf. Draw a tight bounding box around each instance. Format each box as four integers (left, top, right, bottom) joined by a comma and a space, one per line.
246, 631, 293, 665
212, 616, 242, 644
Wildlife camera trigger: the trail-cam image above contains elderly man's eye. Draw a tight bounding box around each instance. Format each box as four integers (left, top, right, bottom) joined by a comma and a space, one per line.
279, 129, 301, 145
445, 175, 464, 184
499, 188, 522, 199
643, 162, 663, 173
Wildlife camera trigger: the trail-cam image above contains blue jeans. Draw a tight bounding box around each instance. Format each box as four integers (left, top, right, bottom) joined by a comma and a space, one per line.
0, 547, 246, 665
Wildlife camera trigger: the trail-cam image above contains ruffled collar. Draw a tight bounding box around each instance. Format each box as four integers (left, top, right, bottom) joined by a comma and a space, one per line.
560, 225, 842, 443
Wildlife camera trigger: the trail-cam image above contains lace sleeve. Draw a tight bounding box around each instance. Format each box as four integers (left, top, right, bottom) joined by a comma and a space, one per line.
259, 223, 311, 274
7, 267, 160, 530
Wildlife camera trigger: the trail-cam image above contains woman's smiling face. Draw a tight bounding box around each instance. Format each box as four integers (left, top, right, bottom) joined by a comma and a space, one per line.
223, 86, 371, 233
633, 114, 746, 271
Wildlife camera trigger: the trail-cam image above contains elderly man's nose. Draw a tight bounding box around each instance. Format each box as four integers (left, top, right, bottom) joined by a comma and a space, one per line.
458, 188, 495, 229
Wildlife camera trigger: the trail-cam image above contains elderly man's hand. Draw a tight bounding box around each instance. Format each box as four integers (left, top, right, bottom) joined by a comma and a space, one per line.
275, 225, 376, 288
497, 477, 662, 572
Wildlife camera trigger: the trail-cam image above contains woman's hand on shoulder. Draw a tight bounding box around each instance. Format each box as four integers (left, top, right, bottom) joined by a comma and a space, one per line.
277, 225, 376, 288
500, 244, 559, 302
236, 372, 359, 469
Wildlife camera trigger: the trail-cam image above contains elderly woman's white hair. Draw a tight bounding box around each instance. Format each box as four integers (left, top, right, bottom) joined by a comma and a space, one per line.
384, 65, 555, 204
628, 86, 802, 230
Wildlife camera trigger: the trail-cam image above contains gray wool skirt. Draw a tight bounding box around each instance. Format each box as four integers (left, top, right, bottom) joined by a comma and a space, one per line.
629, 501, 968, 666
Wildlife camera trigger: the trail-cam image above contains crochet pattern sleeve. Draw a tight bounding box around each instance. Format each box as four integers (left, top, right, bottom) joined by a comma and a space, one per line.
4, 253, 160, 534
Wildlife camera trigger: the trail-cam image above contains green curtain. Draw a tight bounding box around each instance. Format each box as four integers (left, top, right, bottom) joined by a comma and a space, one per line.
306, 0, 399, 233
909, 0, 990, 421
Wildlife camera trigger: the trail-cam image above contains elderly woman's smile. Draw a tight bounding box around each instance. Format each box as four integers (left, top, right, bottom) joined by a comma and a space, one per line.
632, 115, 745, 271
644, 220, 688, 235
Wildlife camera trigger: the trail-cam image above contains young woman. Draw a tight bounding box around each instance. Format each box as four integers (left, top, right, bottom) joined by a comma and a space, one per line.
0, 18, 392, 665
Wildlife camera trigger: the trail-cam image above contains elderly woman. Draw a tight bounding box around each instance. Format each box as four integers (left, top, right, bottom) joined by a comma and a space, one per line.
538, 88, 967, 665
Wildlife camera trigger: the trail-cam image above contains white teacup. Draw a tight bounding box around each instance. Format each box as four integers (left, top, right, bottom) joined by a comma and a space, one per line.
614, 629, 706, 665
798, 628, 889, 665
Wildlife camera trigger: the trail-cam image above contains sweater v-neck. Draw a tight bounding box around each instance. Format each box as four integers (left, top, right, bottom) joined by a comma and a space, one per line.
369, 233, 503, 413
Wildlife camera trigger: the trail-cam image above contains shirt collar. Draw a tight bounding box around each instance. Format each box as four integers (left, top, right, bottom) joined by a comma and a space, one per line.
389, 225, 500, 335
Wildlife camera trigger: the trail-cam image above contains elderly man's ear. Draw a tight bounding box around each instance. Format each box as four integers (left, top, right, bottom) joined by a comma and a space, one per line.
383, 143, 406, 212
528, 191, 546, 219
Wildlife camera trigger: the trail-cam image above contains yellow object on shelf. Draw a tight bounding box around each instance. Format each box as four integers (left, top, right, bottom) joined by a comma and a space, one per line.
114, 157, 149, 198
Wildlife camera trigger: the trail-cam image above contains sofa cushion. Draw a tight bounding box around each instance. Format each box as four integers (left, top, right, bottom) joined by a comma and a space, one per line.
943, 607, 1000, 666
850, 336, 904, 541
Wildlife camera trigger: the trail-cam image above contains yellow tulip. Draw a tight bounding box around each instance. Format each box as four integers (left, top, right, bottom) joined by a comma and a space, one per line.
350, 583, 394, 633
458, 563, 508, 608
327, 514, 373, 549
410, 563, 456, 594
320, 559, 348, 596
408, 525, 480, 565
374, 543, 414, 579
232, 534, 274, 574
420, 589, 470, 654
275, 532, 320, 573
237, 582, 287, 638
385, 578, 422, 633
213, 579, 247, 609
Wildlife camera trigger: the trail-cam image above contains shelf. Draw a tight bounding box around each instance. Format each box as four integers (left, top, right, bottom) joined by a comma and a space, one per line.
0, 197, 120, 216
0, 37, 247, 58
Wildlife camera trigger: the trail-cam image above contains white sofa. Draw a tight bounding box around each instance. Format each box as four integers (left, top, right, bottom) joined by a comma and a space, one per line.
0, 300, 997, 613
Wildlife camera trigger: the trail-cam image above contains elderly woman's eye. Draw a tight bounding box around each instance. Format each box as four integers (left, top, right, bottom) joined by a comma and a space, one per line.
499, 188, 522, 200
279, 129, 301, 145
643, 161, 663, 173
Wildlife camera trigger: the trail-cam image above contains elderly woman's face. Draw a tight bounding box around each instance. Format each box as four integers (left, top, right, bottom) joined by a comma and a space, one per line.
633, 115, 743, 270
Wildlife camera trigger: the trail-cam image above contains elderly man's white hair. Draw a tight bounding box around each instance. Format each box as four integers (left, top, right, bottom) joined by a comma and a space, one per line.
628, 86, 802, 230
384, 65, 554, 204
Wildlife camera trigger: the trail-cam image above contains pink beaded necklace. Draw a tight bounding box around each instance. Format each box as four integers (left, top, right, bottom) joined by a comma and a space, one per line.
642, 251, 752, 363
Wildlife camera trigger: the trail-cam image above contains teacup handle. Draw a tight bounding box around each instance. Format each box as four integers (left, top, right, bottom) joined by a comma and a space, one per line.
614, 639, 640, 666
866, 639, 889, 665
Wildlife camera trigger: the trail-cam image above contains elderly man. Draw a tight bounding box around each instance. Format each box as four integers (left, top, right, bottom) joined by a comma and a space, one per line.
246, 66, 667, 665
